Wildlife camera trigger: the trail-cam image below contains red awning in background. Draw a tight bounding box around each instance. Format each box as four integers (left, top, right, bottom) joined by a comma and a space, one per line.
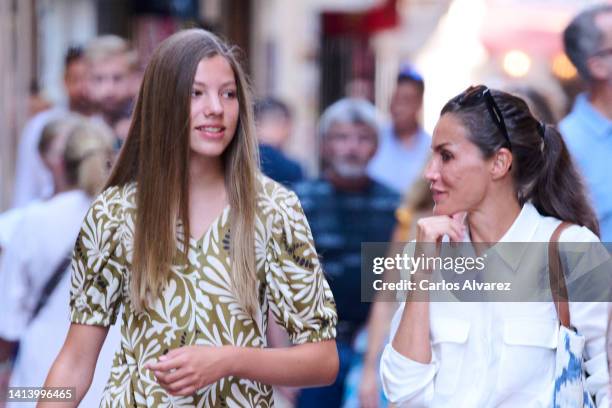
322, 0, 399, 36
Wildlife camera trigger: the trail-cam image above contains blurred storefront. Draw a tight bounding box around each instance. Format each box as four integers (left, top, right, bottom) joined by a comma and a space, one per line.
1, 0, 604, 209
1, 0, 445, 207
1, 0, 36, 210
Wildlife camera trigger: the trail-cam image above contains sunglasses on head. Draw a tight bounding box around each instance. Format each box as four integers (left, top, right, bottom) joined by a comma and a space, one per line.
457, 85, 511, 150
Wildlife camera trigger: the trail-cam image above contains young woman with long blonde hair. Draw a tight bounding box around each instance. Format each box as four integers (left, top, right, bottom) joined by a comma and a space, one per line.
42, 29, 338, 407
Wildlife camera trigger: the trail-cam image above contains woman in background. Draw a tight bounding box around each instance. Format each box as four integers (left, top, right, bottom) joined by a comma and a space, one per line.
1, 117, 116, 408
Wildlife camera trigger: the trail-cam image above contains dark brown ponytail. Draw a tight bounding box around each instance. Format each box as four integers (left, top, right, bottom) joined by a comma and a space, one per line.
529, 124, 599, 236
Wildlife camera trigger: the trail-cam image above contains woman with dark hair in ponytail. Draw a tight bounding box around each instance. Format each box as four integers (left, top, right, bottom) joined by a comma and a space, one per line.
379, 85, 609, 407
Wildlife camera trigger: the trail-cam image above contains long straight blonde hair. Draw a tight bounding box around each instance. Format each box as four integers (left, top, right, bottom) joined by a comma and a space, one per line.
105, 29, 260, 315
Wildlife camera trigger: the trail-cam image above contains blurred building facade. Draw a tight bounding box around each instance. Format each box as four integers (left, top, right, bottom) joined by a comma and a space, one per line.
1, 0, 36, 210
0, 0, 601, 210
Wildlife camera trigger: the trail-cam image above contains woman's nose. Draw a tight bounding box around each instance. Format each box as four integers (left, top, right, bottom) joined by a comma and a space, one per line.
205, 95, 223, 116
424, 157, 439, 182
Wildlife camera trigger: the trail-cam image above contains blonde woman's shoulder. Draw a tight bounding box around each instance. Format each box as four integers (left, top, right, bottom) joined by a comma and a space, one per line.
258, 174, 296, 199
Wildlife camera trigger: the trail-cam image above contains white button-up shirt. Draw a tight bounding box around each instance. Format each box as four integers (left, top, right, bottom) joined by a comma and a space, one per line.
380, 203, 610, 407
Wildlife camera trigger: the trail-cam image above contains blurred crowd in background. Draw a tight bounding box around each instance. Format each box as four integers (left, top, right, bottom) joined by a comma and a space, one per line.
0, 0, 611, 407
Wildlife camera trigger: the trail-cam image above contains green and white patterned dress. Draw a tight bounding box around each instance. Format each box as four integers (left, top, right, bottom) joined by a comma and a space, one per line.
69, 176, 337, 407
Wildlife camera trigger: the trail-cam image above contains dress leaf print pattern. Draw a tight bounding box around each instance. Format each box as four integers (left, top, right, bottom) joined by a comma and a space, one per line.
69, 177, 336, 407
82, 215, 112, 272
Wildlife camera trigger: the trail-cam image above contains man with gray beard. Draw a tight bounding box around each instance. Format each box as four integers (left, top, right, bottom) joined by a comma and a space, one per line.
293, 98, 399, 407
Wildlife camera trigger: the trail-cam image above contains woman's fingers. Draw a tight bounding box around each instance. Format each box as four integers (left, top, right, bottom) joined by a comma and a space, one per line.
165, 376, 197, 394
417, 216, 465, 243
416, 218, 442, 242
164, 347, 186, 359
172, 385, 197, 396
153, 366, 189, 386
448, 213, 466, 240
447, 220, 466, 242
148, 353, 191, 388
146, 356, 182, 372
451, 212, 467, 224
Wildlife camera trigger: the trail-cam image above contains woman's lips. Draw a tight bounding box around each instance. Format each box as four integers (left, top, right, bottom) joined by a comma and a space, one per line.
431, 190, 447, 201
195, 125, 225, 139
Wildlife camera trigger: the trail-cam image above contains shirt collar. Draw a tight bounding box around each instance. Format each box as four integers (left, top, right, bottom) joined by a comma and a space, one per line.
572, 93, 612, 139
464, 203, 541, 272
497, 202, 540, 243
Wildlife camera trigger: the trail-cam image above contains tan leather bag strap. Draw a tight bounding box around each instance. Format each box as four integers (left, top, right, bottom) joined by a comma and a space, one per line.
548, 221, 572, 328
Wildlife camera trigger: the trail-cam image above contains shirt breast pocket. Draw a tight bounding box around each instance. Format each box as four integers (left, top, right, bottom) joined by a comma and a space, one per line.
496, 318, 558, 395
431, 317, 470, 396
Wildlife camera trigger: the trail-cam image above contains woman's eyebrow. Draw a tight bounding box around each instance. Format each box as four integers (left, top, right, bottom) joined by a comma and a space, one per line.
193, 80, 237, 87
432, 142, 450, 151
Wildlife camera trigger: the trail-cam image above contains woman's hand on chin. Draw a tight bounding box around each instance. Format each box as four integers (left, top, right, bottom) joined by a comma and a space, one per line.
416, 213, 466, 243
415, 213, 466, 258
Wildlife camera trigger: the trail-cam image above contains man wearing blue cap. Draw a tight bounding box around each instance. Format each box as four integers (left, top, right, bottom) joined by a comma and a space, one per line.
367, 65, 430, 195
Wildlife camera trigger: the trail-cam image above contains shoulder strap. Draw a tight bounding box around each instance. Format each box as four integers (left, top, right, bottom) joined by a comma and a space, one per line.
549, 221, 571, 328
30, 254, 72, 324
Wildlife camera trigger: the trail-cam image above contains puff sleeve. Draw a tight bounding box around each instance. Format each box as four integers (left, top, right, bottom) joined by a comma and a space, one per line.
263, 187, 337, 344
70, 186, 128, 327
